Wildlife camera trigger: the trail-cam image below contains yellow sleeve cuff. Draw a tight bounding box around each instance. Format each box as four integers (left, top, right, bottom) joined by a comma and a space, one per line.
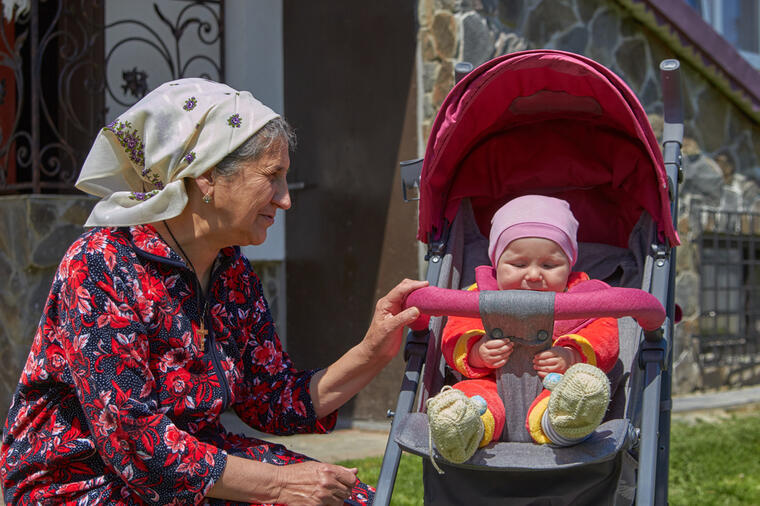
452, 329, 486, 376
556, 334, 597, 367
527, 396, 552, 444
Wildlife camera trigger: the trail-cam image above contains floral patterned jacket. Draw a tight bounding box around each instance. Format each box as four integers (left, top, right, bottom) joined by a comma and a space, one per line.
1, 225, 335, 504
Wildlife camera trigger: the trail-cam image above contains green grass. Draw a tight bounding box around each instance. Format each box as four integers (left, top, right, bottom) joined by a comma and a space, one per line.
337, 407, 760, 505
669, 408, 760, 506
336, 453, 423, 505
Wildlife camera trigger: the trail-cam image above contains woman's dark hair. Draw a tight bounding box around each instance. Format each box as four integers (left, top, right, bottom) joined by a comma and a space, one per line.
214, 117, 296, 177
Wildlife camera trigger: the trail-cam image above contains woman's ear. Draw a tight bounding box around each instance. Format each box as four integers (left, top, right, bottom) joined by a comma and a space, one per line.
194, 169, 215, 197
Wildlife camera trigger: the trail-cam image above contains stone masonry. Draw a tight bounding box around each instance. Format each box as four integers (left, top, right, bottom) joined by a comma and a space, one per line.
0, 195, 97, 416
418, 0, 760, 393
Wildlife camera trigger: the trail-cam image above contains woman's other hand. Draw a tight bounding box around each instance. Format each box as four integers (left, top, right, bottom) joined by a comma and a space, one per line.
470, 335, 514, 369
362, 278, 428, 362
208, 456, 358, 505
275, 461, 358, 505
532, 346, 582, 378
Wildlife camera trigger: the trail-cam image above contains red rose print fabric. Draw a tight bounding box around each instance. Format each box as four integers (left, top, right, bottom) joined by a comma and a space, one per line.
0, 225, 371, 505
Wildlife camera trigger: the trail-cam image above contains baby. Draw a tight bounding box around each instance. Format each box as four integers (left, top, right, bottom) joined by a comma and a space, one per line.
427, 195, 619, 465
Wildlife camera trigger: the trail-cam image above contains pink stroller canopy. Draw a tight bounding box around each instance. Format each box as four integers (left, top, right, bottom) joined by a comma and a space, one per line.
418, 50, 679, 249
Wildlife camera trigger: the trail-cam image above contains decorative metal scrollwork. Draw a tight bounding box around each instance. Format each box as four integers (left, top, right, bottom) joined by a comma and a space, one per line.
106, 0, 223, 110
121, 67, 150, 98
0, 0, 224, 194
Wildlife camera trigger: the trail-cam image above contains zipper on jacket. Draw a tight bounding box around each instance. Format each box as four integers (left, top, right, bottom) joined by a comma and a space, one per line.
134, 242, 232, 412
196, 266, 231, 412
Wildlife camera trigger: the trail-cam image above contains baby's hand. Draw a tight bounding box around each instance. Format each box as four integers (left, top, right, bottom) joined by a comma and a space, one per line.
470, 335, 514, 369
533, 346, 582, 379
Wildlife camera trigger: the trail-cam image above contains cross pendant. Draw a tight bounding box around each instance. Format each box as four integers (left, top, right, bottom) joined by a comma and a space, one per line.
197, 321, 209, 351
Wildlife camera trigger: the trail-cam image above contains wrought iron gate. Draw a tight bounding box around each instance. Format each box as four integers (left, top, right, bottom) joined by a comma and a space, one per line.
0, 0, 224, 194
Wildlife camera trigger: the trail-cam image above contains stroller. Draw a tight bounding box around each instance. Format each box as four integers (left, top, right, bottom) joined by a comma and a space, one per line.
375, 50, 683, 505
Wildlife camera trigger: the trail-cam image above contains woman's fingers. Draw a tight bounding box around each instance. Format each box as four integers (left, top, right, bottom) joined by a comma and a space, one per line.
373, 279, 428, 330
276, 462, 357, 505
336, 466, 359, 487
387, 306, 422, 331
379, 278, 428, 312
364, 279, 428, 359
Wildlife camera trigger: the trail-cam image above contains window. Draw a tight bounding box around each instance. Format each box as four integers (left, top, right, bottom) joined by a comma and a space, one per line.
698, 208, 760, 364
685, 0, 760, 69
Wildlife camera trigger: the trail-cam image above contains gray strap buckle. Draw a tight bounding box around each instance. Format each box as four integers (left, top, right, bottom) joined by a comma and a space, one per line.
479, 290, 555, 346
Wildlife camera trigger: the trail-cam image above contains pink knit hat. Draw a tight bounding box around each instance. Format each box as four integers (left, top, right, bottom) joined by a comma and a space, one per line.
488, 195, 579, 267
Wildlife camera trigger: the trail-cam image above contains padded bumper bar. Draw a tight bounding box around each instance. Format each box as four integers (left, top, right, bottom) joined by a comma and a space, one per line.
404, 284, 666, 332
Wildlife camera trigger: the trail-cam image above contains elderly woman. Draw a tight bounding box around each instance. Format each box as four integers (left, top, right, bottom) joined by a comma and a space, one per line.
0, 79, 425, 505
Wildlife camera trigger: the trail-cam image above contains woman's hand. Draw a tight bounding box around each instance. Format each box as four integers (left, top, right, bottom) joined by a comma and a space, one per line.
274, 461, 359, 505
361, 278, 429, 361
207, 456, 357, 504
310, 278, 428, 418
532, 346, 582, 378
469, 335, 513, 369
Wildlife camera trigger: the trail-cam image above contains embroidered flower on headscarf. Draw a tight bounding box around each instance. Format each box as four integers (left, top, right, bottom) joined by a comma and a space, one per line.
105, 120, 145, 168
183, 97, 197, 111
184, 151, 196, 164
140, 168, 164, 189
128, 190, 160, 201
227, 113, 242, 128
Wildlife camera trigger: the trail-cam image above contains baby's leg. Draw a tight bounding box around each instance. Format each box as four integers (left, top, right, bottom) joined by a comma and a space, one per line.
526, 363, 611, 446
526, 389, 553, 444
426, 378, 506, 465
453, 378, 504, 447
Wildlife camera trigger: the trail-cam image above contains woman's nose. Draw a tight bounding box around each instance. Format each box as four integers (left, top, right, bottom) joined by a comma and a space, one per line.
274, 184, 291, 210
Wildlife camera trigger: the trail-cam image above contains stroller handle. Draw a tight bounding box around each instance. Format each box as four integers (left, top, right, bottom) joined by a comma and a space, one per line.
404, 286, 665, 331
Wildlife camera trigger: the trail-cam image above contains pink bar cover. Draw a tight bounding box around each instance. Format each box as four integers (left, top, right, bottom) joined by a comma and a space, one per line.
404, 285, 665, 331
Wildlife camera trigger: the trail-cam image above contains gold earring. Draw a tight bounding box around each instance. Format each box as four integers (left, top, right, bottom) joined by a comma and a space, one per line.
203, 193, 212, 204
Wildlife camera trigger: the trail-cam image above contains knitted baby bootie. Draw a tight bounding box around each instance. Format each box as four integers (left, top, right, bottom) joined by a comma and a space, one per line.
426, 386, 486, 468
541, 363, 610, 446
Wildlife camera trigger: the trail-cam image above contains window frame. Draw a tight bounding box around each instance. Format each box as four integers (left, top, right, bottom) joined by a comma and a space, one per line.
690, 0, 760, 69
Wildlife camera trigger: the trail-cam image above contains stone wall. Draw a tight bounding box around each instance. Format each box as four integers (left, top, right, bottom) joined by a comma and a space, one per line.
0, 195, 97, 416
418, 0, 760, 393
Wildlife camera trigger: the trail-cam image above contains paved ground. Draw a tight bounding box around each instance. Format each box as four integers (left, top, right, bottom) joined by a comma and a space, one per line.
671, 384, 760, 413
220, 412, 392, 464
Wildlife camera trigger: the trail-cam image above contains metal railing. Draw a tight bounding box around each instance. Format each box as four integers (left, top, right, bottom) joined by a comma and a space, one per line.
697, 207, 760, 364
0, 0, 224, 194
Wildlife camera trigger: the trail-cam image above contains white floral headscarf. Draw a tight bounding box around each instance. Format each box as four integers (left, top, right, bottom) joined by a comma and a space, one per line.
76, 78, 279, 227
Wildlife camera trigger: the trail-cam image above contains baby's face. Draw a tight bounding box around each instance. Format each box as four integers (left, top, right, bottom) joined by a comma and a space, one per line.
495, 237, 571, 292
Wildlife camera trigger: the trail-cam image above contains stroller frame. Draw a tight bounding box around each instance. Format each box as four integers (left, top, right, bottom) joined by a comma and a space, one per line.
375, 54, 684, 506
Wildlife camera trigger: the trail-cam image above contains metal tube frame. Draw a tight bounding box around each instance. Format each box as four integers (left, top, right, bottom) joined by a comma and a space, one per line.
374, 249, 445, 506
636, 59, 683, 506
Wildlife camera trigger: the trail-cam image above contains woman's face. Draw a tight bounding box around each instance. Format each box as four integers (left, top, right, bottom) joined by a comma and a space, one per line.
211, 141, 291, 246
